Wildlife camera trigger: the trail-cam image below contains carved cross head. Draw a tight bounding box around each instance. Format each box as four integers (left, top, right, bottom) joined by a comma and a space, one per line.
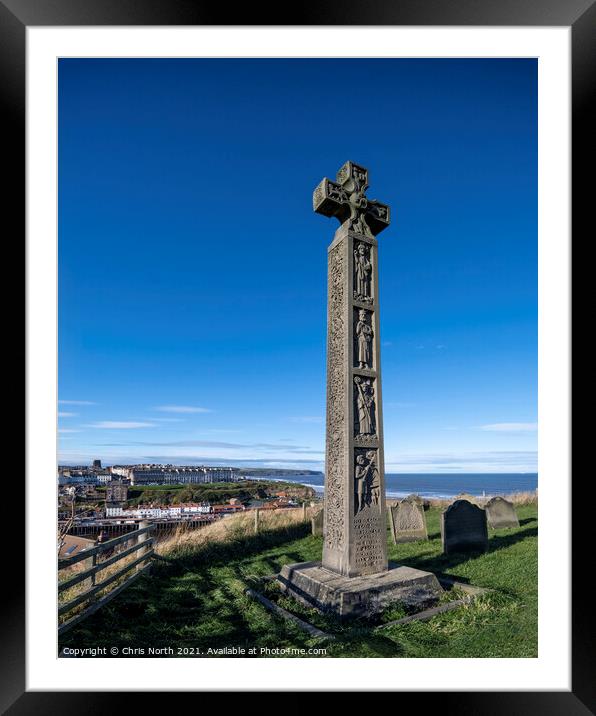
313, 161, 391, 238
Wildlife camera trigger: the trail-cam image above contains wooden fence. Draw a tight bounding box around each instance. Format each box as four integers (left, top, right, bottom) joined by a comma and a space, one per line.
58, 521, 154, 636
60, 516, 214, 540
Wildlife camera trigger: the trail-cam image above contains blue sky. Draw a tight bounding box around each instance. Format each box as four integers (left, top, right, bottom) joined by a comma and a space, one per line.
58, 58, 537, 472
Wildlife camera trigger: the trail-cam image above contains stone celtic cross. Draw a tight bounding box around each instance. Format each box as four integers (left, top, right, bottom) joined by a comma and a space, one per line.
314, 161, 391, 577
313, 161, 390, 239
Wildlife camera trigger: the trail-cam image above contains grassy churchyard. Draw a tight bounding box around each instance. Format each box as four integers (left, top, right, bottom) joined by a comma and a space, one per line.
59, 498, 537, 658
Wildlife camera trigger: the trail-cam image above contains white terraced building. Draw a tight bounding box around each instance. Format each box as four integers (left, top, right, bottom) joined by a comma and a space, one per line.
109, 465, 239, 485
105, 502, 212, 519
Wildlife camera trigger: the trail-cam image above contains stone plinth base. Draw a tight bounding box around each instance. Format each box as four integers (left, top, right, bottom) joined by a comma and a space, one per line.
278, 561, 443, 618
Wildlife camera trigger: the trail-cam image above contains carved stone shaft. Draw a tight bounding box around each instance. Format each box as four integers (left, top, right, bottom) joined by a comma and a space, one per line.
323, 226, 387, 576
315, 162, 390, 578
277, 165, 443, 615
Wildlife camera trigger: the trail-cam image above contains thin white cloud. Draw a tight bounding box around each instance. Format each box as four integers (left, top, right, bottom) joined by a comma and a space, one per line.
59, 400, 97, 405
58, 411, 77, 417
479, 423, 538, 432
385, 450, 537, 473
154, 405, 212, 414
57, 449, 325, 470
58, 428, 81, 433
204, 429, 243, 434
84, 421, 156, 429
96, 438, 320, 453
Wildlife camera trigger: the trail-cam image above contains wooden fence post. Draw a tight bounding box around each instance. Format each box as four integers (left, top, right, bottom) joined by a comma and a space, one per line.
302, 503, 307, 521
254, 509, 260, 535
90, 553, 97, 585
85, 553, 96, 591
137, 520, 151, 573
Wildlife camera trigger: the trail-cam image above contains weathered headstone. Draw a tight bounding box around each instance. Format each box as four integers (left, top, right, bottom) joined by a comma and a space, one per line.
388, 496, 428, 543
485, 496, 519, 529
278, 162, 443, 616
311, 509, 324, 536
441, 499, 488, 554
405, 493, 423, 505
406, 493, 431, 511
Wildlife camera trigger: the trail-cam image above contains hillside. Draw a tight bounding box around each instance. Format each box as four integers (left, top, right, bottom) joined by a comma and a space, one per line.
59, 500, 538, 658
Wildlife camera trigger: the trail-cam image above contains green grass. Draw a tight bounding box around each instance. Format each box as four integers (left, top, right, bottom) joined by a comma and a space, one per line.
126, 480, 314, 507
59, 505, 537, 658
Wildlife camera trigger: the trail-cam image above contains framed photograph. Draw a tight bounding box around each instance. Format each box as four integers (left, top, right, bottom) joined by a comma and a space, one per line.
10, 0, 586, 708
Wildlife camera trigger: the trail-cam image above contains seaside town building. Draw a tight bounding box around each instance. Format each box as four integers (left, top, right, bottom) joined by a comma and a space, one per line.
105, 481, 128, 504
104, 502, 240, 519
58, 471, 100, 486
210, 504, 246, 516
109, 464, 239, 485
58, 463, 241, 486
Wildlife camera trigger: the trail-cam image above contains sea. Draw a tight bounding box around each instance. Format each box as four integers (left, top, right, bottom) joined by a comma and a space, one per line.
248, 473, 538, 499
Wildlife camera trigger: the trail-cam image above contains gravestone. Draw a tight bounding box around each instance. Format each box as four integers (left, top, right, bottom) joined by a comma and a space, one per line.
278, 162, 443, 616
485, 496, 519, 529
311, 509, 324, 536
441, 500, 488, 554
405, 493, 430, 511
453, 492, 481, 506
388, 496, 428, 544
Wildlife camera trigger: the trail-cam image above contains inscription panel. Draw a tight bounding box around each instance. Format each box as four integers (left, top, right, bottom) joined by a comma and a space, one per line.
353, 508, 385, 573
352, 446, 386, 572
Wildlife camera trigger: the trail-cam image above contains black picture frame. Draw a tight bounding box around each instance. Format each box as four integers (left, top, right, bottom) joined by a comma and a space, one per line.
9, 0, 587, 710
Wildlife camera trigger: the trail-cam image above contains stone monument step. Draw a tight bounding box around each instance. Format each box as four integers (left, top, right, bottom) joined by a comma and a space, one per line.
278, 560, 443, 618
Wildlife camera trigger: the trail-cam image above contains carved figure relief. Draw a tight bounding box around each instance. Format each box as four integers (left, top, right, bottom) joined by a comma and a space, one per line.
367, 451, 381, 509
354, 376, 376, 436
354, 309, 373, 368
354, 449, 381, 514
354, 242, 373, 303
351, 212, 372, 237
